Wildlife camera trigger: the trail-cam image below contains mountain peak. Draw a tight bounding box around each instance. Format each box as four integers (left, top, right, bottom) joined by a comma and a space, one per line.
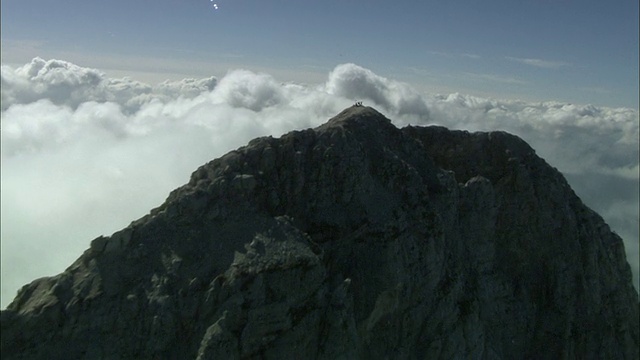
2, 107, 638, 359
328, 104, 389, 122
321, 104, 393, 130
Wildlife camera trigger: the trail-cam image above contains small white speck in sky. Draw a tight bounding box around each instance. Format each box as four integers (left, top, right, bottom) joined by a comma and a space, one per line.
210, 0, 218, 10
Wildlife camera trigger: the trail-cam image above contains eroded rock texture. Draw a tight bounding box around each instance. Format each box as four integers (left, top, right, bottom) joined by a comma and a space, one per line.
2, 106, 638, 359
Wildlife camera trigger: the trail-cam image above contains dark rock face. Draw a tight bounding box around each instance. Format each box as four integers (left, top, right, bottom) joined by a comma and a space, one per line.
2, 106, 638, 359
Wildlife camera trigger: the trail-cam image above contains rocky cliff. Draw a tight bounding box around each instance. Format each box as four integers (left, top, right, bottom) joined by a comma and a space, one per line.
2, 106, 638, 359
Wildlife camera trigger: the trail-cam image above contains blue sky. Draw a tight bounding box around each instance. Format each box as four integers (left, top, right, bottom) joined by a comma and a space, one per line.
1, 0, 638, 108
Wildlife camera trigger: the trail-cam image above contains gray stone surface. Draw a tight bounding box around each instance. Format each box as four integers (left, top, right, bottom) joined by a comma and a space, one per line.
2, 105, 638, 359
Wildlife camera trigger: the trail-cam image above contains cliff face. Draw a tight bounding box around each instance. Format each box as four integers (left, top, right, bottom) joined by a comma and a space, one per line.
2, 106, 638, 359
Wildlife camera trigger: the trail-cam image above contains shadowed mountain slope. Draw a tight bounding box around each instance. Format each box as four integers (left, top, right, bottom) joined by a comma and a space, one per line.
2, 106, 638, 359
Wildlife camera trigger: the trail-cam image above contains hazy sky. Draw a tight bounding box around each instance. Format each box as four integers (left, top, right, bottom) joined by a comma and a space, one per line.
1, 1, 638, 308
1, 0, 638, 108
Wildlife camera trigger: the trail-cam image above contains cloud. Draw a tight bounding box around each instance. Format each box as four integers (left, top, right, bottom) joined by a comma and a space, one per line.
0, 57, 218, 114
325, 63, 430, 118
506, 56, 572, 69
155, 76, 218, 98
1, 58, 638, 308
210, 69, 284, 111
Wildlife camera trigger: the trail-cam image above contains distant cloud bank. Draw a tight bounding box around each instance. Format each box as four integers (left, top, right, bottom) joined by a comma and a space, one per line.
1, 58, 638, 308
1, 57, 217, 114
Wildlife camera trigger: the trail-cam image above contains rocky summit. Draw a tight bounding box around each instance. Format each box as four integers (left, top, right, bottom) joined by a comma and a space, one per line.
2, 106, 638, 359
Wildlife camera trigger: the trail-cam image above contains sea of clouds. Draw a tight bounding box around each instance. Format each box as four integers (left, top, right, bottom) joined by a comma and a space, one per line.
2, 58, 638, 308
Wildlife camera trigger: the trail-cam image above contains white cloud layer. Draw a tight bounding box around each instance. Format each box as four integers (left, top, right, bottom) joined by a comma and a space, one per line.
506, 56, 572, 69
2, 58, 638, 308
1, 57, 217, 114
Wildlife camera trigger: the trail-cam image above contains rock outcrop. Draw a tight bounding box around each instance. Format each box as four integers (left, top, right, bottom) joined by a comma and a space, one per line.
2, 106, 638, 359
